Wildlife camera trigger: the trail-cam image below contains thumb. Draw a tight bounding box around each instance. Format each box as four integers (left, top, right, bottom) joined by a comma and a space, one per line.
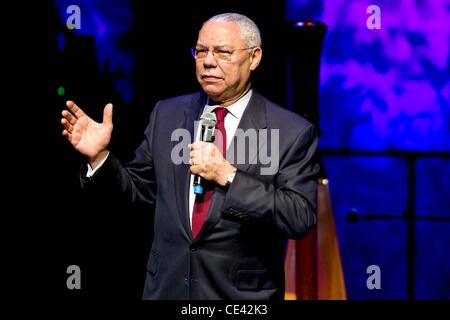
103, 103, 113, 126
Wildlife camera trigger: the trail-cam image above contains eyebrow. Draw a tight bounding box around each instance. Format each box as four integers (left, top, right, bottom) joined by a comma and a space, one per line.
195, 44, 231, 50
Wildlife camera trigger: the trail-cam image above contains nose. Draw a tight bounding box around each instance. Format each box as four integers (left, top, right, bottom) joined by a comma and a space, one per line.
203, 50, 217, 68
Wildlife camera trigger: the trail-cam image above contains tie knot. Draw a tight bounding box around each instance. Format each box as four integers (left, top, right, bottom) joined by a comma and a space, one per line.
214, 107, 228, 122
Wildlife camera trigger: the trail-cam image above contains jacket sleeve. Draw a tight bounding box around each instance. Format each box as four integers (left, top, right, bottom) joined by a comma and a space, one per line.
221, 124, 319, 239
79, 103, 159, 207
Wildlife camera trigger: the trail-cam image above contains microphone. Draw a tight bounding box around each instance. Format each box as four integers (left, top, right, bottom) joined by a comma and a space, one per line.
193, 112, 216, 195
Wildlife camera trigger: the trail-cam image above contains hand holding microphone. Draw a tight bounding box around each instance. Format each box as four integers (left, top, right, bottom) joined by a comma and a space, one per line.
189, 110, 237, 193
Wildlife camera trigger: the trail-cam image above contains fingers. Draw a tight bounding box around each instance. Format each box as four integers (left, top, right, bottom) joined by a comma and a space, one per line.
189, 147, 203, 166
65, 100, 86, 119
189, 163, 208, 176
189, 142, 223, 165
190, 141, 218, 151
61, 110, 77, 125
189, 164, 202, 175
189, 141, 208, 150
189, 146, 205, 166
103, 103, 113, 126
61, 118, 73, 133
62, 129, 72, 142
189, 151, 219, 166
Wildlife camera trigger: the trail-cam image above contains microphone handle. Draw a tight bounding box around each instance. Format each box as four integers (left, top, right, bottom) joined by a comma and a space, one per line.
193, 123, 215, 195
193, 175, 203, 194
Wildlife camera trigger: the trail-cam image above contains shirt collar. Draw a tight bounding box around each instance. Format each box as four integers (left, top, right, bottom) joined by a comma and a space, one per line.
203, 89, 252, 121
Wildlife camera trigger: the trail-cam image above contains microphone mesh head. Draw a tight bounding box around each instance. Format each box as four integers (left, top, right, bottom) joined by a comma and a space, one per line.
200, 112, 216, 127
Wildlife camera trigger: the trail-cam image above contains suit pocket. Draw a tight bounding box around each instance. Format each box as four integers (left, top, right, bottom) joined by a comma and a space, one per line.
147, 252, 159, 275
234, 269, 276, 290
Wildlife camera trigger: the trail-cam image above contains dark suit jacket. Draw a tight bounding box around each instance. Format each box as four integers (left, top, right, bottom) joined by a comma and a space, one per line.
82, 91, 319, 299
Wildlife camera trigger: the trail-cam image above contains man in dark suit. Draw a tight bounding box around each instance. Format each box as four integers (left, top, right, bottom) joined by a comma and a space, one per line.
61, 13, 319, 299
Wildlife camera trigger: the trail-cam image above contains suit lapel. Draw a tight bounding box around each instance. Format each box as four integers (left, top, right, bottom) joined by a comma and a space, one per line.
194, 91, 268, 241
230, 92, 268, 173
173, 93, 206, 240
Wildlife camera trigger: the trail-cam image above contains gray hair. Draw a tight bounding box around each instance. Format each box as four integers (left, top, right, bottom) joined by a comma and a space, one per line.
206, 13, 262, 48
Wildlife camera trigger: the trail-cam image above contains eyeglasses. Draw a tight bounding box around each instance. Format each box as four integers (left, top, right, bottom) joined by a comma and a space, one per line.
191, 46, 257, 62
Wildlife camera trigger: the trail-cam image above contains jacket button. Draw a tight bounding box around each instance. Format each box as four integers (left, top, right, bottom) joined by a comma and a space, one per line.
184, 276, 188, 282
190, 247, 196, 252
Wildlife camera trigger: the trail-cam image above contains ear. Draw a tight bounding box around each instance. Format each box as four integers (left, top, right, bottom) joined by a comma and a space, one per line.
249, 47, 262, 71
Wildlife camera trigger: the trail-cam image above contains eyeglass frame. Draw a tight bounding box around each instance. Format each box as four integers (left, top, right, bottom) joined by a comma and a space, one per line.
191, 46, 258, 62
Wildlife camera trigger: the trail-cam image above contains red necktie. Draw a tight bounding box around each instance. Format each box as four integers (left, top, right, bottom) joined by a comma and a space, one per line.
191, 107, 228, 238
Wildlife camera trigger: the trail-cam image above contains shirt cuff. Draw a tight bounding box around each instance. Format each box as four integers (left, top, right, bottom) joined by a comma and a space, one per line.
86, 152, 110, 177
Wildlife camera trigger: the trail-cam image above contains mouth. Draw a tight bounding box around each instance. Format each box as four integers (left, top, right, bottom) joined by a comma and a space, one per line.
201, 75, 222, 82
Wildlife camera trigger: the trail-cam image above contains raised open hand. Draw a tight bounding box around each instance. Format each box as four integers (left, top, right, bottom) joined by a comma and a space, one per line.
61, 100, 113, 164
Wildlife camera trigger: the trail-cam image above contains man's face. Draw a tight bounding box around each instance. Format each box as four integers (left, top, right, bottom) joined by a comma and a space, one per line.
195, 21, 261, 105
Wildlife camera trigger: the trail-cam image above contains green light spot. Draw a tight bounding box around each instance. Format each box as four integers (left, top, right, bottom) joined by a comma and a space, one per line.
57, 86, 65, 96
